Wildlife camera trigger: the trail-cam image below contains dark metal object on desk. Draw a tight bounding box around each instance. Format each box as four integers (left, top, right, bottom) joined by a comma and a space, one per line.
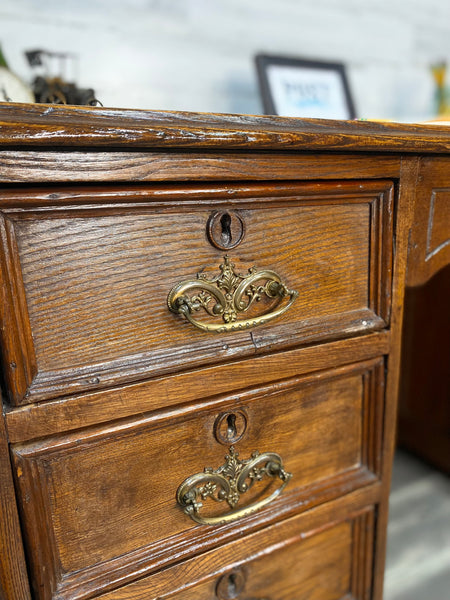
25, 48, 101, 106
31, 75, 100, 106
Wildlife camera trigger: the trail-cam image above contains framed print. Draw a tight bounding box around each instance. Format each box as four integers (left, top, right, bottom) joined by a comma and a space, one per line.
255, 54, 356, 120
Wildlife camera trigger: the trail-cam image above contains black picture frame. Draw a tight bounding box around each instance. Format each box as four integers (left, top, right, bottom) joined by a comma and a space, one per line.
255, 54, 356, 120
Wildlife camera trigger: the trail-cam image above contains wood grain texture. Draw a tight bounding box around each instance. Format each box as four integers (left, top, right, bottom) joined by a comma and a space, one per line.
5, 332, 391, 444
1, 102, 450, 153
0, 180, 393, 405
11, 360, 383, 600
90, 492, 379, 600
0, 411, 31, 600
166, 522, 353, 600
0, 151, 401, 183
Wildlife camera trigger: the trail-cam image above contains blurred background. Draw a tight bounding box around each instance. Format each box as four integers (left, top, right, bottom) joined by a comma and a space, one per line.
1, 0, 450, 121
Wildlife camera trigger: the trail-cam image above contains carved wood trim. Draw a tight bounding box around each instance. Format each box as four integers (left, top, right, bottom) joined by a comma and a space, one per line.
368, 185, 394, 325
406, 157, 450, 286
350, 508, 376, 600
426, 188, 450, 260
0, 411, 31, 600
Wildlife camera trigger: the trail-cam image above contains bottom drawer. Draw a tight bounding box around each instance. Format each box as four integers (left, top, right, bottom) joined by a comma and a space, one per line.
96, 501, 376, 600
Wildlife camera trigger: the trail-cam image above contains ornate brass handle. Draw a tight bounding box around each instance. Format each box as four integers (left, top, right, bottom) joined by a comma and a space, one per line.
176, 446, 292, 526
167, 255, 298, 333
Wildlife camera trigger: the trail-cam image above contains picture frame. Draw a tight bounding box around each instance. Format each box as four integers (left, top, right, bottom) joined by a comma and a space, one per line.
255, 54, 356, 120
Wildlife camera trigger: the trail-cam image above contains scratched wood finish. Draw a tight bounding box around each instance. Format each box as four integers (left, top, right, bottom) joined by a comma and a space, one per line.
11, 360, 383, 600
1, 102, 450, 152
0, 181, 393, 405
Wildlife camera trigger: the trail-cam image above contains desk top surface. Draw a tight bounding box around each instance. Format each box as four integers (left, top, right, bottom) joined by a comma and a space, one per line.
1, 102, 450, 153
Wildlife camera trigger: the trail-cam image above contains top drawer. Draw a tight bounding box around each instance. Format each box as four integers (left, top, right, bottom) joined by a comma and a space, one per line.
0, 181, 393, 405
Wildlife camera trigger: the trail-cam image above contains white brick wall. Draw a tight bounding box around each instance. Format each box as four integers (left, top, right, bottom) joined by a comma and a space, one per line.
1, 0, 449, 121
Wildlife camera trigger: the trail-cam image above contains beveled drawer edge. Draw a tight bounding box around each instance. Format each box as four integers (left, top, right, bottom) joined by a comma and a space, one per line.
6, 331, 390, 444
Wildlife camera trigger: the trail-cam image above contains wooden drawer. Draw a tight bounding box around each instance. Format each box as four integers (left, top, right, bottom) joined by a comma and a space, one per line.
138, 508, 376, 600
11, 360, 384, 600
0, 181, 393, 405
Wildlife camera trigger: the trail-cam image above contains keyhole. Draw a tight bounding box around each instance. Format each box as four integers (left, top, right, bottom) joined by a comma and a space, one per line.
227, 413, 237, 439
220, 212, 232, 246
216, 568, 246, 599
214, 410, 247, 445
207, 210, 245, 250
228, 573, 238, 596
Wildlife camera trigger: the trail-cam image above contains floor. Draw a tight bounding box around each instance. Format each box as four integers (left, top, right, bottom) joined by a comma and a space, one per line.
384, 449, 450, 600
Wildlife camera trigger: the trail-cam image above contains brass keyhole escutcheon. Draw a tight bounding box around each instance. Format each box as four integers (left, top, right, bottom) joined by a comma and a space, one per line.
207, 210, 245, 250
214, 410, 247, 445
216, 568, 246, 599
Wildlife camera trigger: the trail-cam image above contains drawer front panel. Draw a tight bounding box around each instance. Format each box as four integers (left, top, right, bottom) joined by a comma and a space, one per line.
159, 511, 375, 600
0, 181, 393, 404
12, 360, 383, 599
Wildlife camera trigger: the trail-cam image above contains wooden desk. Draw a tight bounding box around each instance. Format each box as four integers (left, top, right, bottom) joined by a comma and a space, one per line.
0, 104, 448, 600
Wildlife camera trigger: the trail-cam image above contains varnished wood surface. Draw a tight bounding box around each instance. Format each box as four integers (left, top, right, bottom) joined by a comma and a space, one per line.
0, 151, 401, 184
1, 102, 450, 152
0, 181, 393, 405
87, 488, 379, 600
11, 360, 383, 599
5, 332, 390, 443
0, 411, 31, 600
166, 521, 353, 600
370, 157, 419, 600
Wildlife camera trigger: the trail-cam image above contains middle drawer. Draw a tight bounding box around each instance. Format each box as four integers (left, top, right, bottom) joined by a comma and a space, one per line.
12, 358, 384, 600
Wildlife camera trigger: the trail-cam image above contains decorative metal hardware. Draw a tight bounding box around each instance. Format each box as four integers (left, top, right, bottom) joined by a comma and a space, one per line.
176, 446, 292, 525
167, 255, 298, 334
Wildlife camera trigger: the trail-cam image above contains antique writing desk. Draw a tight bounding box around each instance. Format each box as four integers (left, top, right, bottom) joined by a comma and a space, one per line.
0, 104, 449, 600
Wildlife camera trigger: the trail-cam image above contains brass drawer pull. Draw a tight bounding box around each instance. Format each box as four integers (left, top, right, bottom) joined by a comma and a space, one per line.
176, 446, 292, 525
167, 255, 298, 334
